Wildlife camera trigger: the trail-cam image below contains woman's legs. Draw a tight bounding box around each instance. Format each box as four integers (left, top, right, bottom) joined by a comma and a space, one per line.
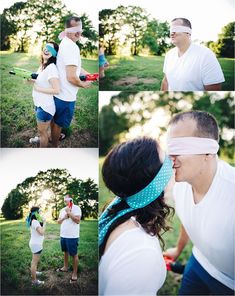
37, 121, 51, 147
31, 254, 41, 281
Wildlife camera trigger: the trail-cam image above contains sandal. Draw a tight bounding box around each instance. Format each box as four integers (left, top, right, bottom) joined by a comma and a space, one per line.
70, 278, 77, 284
59, 133, 66, 141
56, 267, 68, 272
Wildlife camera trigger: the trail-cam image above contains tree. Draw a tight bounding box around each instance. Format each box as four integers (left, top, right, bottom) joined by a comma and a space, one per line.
123, 6, 148, 55
0, 14, 16, 50
67, 178, 98, 219
142, 19, 170, 55
209, 22, 234, 58
99, 9, 123, 55
3, 2, 33, 52
1, 168, 98, 220
1, 188, 27, 219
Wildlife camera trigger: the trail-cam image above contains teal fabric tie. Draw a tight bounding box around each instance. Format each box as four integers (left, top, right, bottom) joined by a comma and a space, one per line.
46, 44, 57, 57
99, 156, 173, 246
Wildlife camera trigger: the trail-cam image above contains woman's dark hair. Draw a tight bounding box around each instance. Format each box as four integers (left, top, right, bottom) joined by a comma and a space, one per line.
100, 137, 174, 258
41, 41, 59, 70
29, 206, 43, 227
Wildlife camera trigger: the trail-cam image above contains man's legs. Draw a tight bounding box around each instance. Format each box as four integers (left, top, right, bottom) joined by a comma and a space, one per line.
72, 255, 78, 280
179, 254, 234, 295
51, 120, 62, 148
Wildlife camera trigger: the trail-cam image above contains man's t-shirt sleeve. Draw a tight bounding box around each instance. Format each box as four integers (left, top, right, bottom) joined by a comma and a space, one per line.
62, 44, 80, 66
201, 49, 225, 85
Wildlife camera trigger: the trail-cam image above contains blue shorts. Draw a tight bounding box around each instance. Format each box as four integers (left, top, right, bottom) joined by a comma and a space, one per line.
53, 97, 75, 128
35, 106, 53, 122
60, 237, 79, 256
179, 254, 234, 295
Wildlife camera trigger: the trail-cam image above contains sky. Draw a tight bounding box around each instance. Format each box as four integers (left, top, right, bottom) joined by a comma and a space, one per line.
0, 148, 98, 206
0, 0, 234, 41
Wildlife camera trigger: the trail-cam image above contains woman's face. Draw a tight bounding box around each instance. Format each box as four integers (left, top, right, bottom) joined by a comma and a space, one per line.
42, 43, 53, 62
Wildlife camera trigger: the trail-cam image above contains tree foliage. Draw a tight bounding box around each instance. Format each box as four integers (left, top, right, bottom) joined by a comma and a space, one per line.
1, 169, 98, 220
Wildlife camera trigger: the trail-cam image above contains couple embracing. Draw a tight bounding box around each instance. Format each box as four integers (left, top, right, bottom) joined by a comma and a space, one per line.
99, 110, 235, 295
29, 16, 91, 147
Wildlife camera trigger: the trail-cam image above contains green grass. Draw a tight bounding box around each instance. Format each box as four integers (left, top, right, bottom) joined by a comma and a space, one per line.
0, 219, 98, 295
99, 158, 192, 295
0, 51, 98, 147
99, 55, 234, 91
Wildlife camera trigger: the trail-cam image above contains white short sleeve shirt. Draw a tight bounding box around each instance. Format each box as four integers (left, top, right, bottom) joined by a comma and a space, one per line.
173, 160, 235, 290
99, 226, 166, 295
32, 63, 59, 115
29, 219, 44, 253
56, 36, 81, 102
163, 43, 225, 91
59, 205, 82, 238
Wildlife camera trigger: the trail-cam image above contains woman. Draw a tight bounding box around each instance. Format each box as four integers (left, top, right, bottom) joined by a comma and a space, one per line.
26, 206, 46, 285
29, 42, 60, 147
99, 137, 175, 295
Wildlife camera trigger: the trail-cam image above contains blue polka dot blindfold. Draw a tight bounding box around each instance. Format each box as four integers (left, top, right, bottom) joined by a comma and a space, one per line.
99, 156, 173, 246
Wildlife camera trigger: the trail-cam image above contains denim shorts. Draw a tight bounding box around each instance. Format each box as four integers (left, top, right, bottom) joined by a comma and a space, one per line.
53, 97, 75, 128
60, 237, 79, 256
35, 106, 53, 122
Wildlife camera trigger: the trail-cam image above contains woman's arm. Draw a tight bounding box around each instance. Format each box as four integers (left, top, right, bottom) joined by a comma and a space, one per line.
36, 221, 46, 236
34, 78, 60, 95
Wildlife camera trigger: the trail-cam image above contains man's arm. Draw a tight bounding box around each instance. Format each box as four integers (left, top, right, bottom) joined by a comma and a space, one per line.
67, 211, 81, 224
66, 65, 91, 88
160, 75, 168, 91
163, 224, 189, 260
204, 83, 222, 91
58, 214, 68, 224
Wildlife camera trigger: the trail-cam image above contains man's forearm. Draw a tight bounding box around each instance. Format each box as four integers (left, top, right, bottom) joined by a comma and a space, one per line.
68, 212, 80, 224
161, 76, 168, 91
58, 216, 68, 224
176, 224, 189, 254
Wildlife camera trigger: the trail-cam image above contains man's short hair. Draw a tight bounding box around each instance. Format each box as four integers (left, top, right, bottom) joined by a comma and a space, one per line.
171, 18, 192, 29
65, 16, 81, 28
169, 111, 219, 141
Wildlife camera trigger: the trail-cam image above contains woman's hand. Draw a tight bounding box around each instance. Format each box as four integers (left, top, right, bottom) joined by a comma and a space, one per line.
163, 247, 181, 261
26, 79, 36, 85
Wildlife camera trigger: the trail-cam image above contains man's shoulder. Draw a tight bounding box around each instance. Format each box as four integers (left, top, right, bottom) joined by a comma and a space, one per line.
218, 159, 235, 185
73, 205, 81, 211
191, 43, 214, 57
59, 37, 79, 51
165, 47, 177, 57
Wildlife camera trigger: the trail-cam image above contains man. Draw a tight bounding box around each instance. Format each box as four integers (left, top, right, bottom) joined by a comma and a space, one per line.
161, 18, 225, 91
51, 16, 91, 147
164, 111, 234, 295
57, 195, 82, 283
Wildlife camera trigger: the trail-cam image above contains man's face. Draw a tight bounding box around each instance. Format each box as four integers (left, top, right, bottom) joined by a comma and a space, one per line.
67, 20, 82, 42
168, 118, 207, 183
170, 19, 190, 46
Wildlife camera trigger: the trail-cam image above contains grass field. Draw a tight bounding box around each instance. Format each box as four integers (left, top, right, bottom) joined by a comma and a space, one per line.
99, 157, 193, 295
0, 51, 98, 148
99, 55, 234, 91
0, 219, 98, 295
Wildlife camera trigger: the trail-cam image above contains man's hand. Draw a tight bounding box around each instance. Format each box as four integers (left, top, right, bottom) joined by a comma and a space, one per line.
163, 247, 181, 261
65, 207, 71, 214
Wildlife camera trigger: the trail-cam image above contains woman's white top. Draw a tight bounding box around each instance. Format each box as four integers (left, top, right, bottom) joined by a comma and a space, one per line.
29, 219, 44, 253
99, 219, 166, 295
32, 63, 59, 115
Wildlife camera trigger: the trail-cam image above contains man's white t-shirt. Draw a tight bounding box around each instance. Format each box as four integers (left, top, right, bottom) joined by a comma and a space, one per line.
32, 63, 59, 115
29, 219, 44, 253
173, 160, 235, 290
163, 43, 225, 91
59, 205, 82, 238
99, 225, 166, 295
56, 36, 81, 102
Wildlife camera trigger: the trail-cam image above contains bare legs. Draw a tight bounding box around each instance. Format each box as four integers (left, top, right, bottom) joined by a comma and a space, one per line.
50, 120, 61, 148
72, 255, 78, 280
31, 254, 40, 281
37, 121, 51, 148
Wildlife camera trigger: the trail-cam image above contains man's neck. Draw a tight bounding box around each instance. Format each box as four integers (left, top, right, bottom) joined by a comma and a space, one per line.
190, 160, 217, 204
177, 40, 191, 57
